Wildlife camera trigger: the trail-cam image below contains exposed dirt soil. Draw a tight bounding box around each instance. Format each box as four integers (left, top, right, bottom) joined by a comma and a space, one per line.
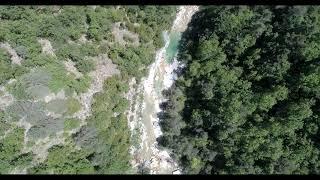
0, 42, 23, 65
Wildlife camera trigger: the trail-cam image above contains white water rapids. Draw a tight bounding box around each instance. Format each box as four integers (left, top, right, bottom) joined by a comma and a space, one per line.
126, 6, 199, 174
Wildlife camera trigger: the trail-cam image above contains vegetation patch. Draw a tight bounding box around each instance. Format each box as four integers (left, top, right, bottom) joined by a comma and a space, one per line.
160, 6, 320, 174
64, 118, 81, 131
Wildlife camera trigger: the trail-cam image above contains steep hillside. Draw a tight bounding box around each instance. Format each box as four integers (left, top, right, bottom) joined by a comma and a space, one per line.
0, 5, 176, 174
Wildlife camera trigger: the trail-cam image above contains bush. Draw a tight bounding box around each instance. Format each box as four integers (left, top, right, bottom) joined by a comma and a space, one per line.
73, 126, 98, 150
6, 101, 46, 124
69, 75, 92, 94
0, 111, 12, 137
29, 145, 94, 174
7, 69, 52, 100
0, 127, 27, 174
66, 98, 81, 115
64, 118, 81, 131
0, 48, 18, 84
46, 99, 68, 114
75, 59, 95, 73
27, 117, 65, 140
45, 62, 74, 93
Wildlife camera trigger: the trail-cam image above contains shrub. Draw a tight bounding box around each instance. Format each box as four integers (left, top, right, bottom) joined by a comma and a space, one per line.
46, 99, 67, 114
29, 145, 95, 174
66, 98, 81, 115
0, 127, 26, 173
64, 118, 81, 131
75, 59, 95, 73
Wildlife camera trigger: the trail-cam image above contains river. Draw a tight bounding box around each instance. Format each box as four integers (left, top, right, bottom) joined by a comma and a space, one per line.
127, 6, 199, 174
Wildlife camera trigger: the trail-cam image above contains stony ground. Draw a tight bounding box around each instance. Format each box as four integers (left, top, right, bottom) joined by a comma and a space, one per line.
0, 42, 23, 65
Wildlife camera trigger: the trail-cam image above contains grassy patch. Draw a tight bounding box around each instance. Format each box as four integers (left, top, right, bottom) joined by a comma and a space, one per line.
46, 99, 67, 114
66, 98, 81, 115
64, 118, 81, 131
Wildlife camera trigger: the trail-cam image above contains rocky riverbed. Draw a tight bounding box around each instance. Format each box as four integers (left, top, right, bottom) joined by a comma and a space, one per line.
127, 6, 199, 174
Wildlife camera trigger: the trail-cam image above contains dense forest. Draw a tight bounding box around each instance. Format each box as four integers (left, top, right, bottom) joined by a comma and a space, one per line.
0, 5, 176, 174
159, 6, 320, 174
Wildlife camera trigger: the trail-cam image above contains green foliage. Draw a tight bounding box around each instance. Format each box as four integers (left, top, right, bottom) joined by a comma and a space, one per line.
124, 6, 177, 48
29, 145, 94, 174
0, 127, 32, 174
73, 125, 98, 150
27, 117, 65, 141
66, 98, 81, 115
7, 81, 30, 100
109, 44, 155, 79
64, 118, 81, 131
6, 99, 66, 140
22, 54, 57, 68
10, 152, 34, 169
86, 6, 119, 41
45, 62, 73, 93
75, 58, 95, 73
0, 110, 12, 136
6, 100, 47, 124
69, 75, 92, 94
7, 69, 51, 100
160, 6, 320, 174
46, 99, 68, 114
0, 48, 27, 84
83, 76, 131, 173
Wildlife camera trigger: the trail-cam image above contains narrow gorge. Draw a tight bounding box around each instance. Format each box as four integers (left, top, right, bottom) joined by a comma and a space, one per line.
127, 6, 199, 174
